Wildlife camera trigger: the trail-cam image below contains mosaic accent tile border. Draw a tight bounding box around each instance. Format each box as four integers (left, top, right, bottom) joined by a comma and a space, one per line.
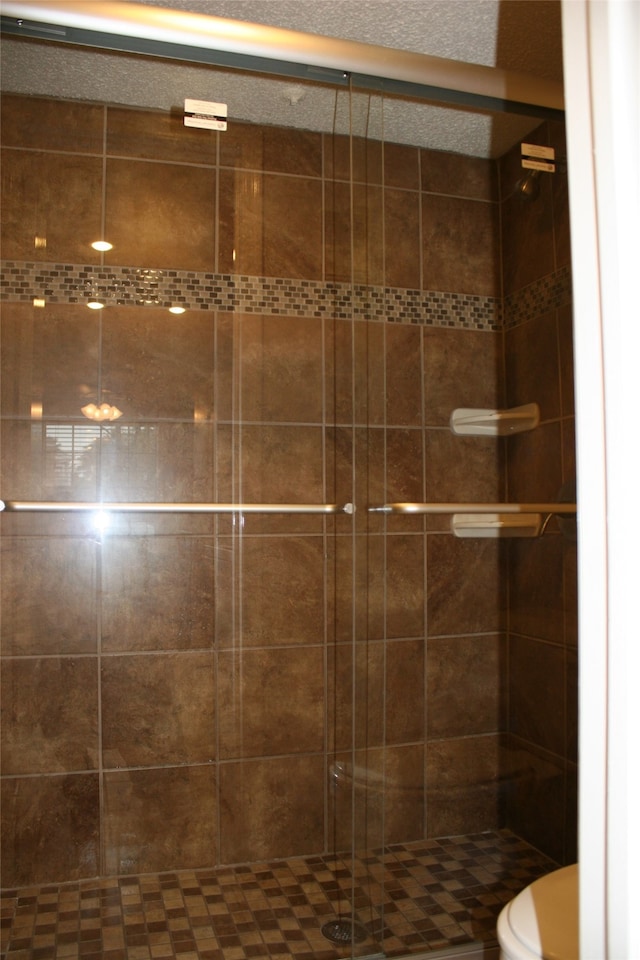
1, 829, 557, 960
503, 264, 572, 329
0, 261, 502, 331
0, 260, 570, 330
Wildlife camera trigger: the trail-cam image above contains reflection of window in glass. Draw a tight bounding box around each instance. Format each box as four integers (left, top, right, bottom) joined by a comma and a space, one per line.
40, 423, 102, 493
35, 423, 158, 499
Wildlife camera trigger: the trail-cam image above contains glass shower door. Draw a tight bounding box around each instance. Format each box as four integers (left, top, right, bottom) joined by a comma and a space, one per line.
0, 63, 389, 958
212, 84, 393, 955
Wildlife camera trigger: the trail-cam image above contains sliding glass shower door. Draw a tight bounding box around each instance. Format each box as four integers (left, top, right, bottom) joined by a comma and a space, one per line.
0, 63, 393, 956
1, 21, 577, 956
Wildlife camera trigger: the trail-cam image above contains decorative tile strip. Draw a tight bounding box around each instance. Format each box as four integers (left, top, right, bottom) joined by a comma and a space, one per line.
503, 263, 572, 329
0, 260, 502, 330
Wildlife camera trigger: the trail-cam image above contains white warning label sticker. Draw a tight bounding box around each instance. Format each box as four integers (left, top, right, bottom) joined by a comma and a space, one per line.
521, 142, 555, 161
522, 158, 556, 172
184, 99, 228, 131
521, 142, 556, 172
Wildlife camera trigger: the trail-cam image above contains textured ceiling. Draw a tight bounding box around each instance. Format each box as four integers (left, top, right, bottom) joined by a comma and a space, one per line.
136, 0, 563, 78
0, 0, 563, 157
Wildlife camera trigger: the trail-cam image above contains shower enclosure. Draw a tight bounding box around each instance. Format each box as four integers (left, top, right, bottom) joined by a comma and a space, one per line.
0, 10, 577, 957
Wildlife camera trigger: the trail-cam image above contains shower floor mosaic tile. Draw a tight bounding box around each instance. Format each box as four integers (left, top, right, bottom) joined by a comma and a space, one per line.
1, 830, 557, 960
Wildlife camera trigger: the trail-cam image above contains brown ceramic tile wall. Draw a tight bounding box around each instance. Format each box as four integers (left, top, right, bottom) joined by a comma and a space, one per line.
500, 122, 578, 866
0, 93, 575, 890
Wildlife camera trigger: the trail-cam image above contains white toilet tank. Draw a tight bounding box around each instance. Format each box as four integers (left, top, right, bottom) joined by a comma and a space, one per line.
497, 863, 579, 960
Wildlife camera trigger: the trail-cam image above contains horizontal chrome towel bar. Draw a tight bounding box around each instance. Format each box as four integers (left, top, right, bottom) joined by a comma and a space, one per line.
0, 500, 577, 517
369, 502, 577, 515
0, 500, 355, 515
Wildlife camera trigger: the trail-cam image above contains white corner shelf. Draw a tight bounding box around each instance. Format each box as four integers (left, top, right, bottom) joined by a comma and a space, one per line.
451, 513, 543, 538
450, 402, 540, 436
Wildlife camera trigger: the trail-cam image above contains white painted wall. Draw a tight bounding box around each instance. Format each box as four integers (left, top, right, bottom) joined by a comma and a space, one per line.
561, 0, 640, 956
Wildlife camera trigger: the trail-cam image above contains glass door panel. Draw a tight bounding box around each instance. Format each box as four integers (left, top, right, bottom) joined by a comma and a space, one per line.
0, 55, 386, 957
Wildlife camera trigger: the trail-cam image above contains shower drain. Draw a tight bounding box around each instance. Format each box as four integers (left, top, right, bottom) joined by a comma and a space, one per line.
321, 918, 368, 945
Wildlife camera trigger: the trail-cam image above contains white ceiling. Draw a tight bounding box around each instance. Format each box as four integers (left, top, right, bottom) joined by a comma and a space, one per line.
0, 0, 564, 158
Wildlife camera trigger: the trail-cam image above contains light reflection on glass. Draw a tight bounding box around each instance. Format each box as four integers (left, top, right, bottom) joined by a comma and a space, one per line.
91, 510, 111, 534
81, 403, 123, 422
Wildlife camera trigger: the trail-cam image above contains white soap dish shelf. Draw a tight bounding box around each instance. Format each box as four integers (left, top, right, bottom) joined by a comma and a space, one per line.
450, 402, 539, 436
451, 513, 543, 539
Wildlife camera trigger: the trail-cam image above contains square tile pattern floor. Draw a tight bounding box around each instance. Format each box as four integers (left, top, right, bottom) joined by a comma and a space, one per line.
1, 830, 557, 960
